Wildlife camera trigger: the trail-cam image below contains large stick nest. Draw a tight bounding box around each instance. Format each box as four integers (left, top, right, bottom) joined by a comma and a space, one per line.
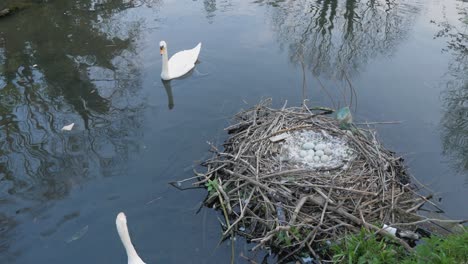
192, 99, 431, 261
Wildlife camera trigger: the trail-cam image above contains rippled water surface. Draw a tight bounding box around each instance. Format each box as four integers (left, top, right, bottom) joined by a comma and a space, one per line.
0, 0, 466, 263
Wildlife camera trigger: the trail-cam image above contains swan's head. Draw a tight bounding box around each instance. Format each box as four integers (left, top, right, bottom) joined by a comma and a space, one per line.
116, 212, 127, 225
116, 212, 128, 234
160, 41, 167, 55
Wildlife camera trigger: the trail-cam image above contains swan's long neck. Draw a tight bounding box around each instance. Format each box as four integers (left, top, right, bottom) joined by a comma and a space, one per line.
161, 48, 169, 77
116, 216, 145, 264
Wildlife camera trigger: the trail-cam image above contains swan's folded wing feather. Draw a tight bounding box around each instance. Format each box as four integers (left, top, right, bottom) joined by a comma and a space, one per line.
168, 43, 201, 78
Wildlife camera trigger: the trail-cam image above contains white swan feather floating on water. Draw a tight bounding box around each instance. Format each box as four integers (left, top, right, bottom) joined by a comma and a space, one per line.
160, 40, 201, 80
116, 212, 146, 264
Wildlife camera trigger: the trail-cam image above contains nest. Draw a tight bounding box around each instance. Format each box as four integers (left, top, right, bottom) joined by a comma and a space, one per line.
188, 99, 436, 261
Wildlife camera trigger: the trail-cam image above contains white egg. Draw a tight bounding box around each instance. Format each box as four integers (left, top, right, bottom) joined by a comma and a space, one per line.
299, 150, 308, 157
307, 150, 315, 156
313, 156, 320, 162
321, 155, 330, 162
302, 142, 315, 150
306, 155, 314, 162
315, 150, 324, 157
315, 143, 326, 151
324, 148, 332, 155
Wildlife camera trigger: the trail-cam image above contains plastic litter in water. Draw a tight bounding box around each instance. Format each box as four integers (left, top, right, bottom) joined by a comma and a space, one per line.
336, 106, 352, 124
279, 130, 354, 169
382, 224, 397, 236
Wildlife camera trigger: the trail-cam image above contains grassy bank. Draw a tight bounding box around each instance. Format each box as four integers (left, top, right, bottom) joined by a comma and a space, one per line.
330, 228, 468, 263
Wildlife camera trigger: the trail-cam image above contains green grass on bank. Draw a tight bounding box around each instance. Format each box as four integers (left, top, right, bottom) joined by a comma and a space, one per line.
330, 228, 468, 264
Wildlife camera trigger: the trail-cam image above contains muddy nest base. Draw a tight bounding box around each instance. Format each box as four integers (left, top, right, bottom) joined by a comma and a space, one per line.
180, 99, 460, 262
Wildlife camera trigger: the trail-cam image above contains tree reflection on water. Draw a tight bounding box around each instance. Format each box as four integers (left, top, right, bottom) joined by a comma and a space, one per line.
436, 0, 468, 174
0, 0, 159, 258
257, 0, 421, 79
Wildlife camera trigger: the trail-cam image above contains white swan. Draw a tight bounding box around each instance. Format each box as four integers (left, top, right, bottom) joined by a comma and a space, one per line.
116, 212, 146, 264
160, 40, 201, 80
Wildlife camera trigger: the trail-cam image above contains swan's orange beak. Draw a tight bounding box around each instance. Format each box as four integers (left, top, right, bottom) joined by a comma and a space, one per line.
160, 46, 164, 55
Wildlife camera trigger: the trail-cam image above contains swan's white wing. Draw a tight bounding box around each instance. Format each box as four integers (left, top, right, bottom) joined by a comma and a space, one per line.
168, 43, 201, 79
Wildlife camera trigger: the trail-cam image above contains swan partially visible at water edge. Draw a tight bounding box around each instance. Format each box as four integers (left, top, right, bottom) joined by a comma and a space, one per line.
116, 212, 146, 264
160, 40, 201, 81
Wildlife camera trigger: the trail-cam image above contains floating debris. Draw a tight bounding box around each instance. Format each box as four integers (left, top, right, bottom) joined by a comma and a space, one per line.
66, 225, 88, 243
336, 106, 353, 129
146, 197, 162, 205
61, 123, 74, 131
383, 224, 397, 236
0, 8, 12, 18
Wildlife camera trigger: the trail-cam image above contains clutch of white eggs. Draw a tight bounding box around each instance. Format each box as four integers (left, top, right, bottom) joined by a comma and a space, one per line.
299, 142, 332, 163
278, 130, 353, 168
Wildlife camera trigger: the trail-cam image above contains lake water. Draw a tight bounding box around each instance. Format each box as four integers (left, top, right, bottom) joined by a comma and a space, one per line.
0, 0, 466, 263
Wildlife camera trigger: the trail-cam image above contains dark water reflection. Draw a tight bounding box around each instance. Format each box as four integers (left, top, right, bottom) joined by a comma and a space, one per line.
0, 0, 151, 260
0, 2, 147, 193
436, 1, 468, 173
162, 81, 175, 110
0, 0, 466, 263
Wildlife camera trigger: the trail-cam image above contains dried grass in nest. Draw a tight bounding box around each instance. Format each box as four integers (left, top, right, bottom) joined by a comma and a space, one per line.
185, 99, 442, 262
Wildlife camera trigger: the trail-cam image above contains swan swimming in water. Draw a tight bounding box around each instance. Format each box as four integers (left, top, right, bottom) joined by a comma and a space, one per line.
116, 212, 146, 264
160, 40, 201, 80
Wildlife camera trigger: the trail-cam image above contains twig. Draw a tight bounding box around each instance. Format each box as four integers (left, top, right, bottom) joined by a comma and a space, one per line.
391, 218, 468, 227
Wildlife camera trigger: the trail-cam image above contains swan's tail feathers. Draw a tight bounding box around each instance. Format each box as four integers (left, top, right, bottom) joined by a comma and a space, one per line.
193, 42, 202, 62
